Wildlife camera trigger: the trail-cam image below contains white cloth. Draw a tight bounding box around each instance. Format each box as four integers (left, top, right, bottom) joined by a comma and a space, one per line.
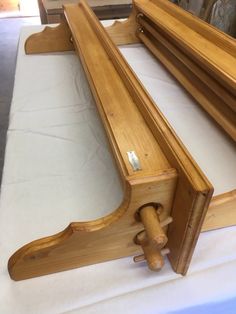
0, 24, 235, 314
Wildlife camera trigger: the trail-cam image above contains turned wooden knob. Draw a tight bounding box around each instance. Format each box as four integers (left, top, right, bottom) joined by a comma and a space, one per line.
139, 205, 168, 248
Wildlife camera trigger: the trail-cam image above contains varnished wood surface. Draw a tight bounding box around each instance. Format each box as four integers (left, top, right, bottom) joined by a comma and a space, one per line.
10, 0, 235, 280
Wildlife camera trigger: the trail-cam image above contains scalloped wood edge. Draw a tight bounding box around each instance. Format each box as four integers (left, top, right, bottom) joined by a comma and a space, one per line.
105, 5, 140, 45
25, 19, 75, 54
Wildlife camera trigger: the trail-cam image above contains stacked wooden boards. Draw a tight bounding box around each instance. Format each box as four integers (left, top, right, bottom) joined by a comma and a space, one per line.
8, 0, 235, 280
135, 0, 236, 141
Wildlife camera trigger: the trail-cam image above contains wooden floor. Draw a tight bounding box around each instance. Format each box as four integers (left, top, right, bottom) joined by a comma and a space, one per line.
0, 17, 40, 187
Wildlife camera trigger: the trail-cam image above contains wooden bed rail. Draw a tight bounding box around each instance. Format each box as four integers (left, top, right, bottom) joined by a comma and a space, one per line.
8, 0, 235, 280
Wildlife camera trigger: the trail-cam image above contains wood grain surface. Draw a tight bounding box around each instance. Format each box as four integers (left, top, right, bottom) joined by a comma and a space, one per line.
10, 0, 235, 280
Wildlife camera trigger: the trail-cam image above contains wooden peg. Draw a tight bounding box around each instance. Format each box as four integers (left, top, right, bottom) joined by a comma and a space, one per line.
134, 231, 168, 271
133, 247, 170, 263
160, 216, 173, 228
139, 205, 168, 248
142, 242, 164, 271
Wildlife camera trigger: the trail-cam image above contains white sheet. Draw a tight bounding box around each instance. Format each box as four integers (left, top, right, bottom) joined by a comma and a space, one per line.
0, 24, 236, 314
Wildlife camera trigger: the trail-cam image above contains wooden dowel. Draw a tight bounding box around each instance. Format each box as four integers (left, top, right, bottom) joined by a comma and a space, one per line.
139, 205, 168, 248
141, 241, 164, 271
133, 254, 146, 262
161, 248, 170, 256
133, 247, 170, 263
160, 216, 173, 228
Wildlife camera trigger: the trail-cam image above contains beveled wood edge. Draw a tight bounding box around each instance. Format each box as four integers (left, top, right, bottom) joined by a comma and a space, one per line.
174, 189, 213, 274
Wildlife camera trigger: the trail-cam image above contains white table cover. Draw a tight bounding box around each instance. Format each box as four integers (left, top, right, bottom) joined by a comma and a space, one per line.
0, 24, 236, 314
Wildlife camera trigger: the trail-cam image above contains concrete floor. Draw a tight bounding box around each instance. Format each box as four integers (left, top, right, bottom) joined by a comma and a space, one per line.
0, 17, 40, 186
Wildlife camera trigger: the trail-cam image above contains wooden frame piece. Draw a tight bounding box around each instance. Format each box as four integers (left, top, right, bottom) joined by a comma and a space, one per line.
8, 0, 236, 280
